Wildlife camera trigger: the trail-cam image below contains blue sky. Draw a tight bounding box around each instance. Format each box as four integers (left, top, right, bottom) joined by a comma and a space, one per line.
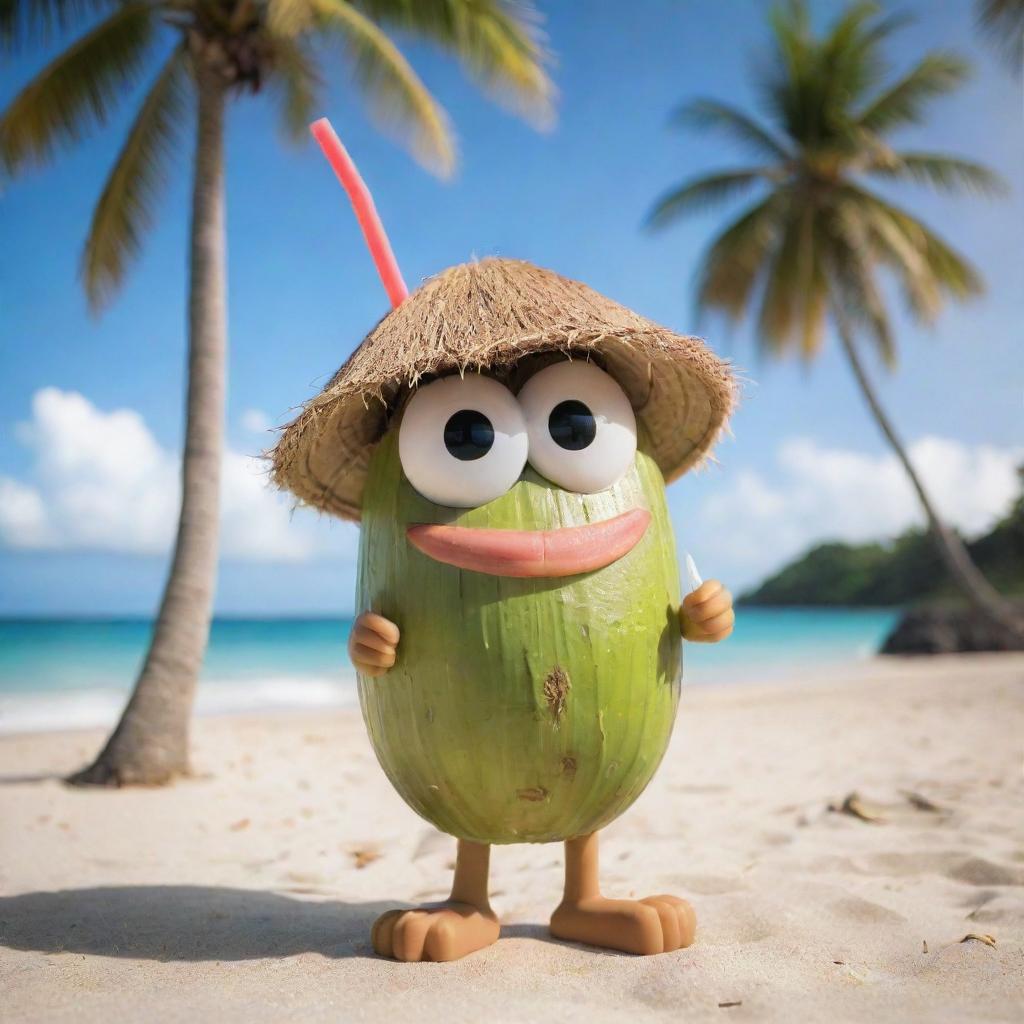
2, 0, 1021, 615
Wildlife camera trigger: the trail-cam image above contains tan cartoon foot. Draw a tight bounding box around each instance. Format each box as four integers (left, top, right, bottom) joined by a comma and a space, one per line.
550, 894, 696, 955
371, 902, 500, 962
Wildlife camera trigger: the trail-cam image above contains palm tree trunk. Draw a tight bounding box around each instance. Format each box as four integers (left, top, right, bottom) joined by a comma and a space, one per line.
834, 315, 1022, 637
70, 68, 228, 786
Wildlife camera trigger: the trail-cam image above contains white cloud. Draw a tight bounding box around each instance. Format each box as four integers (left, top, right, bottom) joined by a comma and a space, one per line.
240, 408, 271, 434
0, 389, 356, 563
0, 478, 51, 548
692, 435, 1022, 587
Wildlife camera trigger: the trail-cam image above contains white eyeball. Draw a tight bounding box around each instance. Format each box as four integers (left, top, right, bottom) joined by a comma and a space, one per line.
398, 374, 528, 507
518, 360, 637, 493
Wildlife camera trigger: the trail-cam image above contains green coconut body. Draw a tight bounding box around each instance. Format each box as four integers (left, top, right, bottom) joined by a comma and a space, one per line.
355, 430, 682, 844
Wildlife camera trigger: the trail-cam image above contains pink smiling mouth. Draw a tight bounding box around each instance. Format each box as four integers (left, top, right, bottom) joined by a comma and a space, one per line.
405, 508, 651, 578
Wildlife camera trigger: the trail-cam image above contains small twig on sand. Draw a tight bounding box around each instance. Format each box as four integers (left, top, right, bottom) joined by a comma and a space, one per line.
718, 1001, 743, 1009
351, 847, 382, 869
902, 790, 943, 812
829, 792, 886, 823
961, 933, 996, 948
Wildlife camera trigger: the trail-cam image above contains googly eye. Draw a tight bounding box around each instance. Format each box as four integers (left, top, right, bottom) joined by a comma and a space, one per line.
518, 360, 637, 493
398, 374, 528, 507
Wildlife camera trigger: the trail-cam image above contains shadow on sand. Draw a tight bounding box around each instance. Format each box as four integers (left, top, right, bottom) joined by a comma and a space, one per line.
0, 885, 396, 961
0, 886, 627, 962
0, 772, 68, 785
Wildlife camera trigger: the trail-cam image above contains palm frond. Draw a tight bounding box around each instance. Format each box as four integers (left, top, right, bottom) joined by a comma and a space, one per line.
799, 215, 829, 358
757, 0, 814, 143
768, 0, 812, 77
672, 98, 791, 161
837, 269, 896, 367
0, 2, 158, 175
976, 0, 1024, 71
268, 36, 321, 142
313, 0, 454, 176
755, 207, 803, 353
82, 47, 190, 311
0, 0, 116, 52
826, 203, 897, 366
762, 2, 914, 154
349, 0, 554, 126
870, 195, 982, 302
848, 189, 940, 321
267, 0, 316, 39
867, 151, 1008, 197
818, 1, 900, 107
857, 52, 969, 134
645, 169, 769, 230
756, 203, 827, 359
695, 190, 789, 321
839, 185, 982, 334
902, 219, 981, 302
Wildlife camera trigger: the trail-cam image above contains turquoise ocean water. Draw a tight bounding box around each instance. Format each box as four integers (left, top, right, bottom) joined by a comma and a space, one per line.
0, 609, 898, 733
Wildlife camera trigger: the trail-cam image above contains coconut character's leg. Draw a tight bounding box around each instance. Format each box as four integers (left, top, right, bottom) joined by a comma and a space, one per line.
371, 839, 499, 962
549, 832, 696, 955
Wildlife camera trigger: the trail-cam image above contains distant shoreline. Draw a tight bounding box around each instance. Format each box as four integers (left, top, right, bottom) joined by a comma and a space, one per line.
10, 642, 1015, 739
0, 609, 902, 735
0, 605, 905, 623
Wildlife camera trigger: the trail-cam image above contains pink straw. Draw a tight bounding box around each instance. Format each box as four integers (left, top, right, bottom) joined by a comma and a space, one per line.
309, 117, 409, 309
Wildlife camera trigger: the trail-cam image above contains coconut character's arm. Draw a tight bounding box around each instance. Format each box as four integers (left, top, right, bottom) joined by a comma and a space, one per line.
680, 580, 734, 644
349, 612, 401, 677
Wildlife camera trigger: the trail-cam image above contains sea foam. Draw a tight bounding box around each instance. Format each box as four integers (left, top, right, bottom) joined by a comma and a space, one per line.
0, 674, 359, 735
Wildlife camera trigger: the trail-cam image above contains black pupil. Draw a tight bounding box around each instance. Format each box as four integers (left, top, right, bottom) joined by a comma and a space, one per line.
548, 399, 596, 451
444, 409, 494, 461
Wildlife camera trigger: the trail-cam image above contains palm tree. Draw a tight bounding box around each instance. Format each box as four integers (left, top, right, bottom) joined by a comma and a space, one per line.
2, 0, 553, 785
647, 0, 1020, 636
976, 0, 1024, 71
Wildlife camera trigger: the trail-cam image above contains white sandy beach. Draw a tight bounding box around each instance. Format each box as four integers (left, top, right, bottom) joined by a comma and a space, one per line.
1, 654, 1022, 1023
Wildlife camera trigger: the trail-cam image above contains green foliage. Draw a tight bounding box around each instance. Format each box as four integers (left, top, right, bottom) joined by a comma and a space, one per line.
742, 471, 1024, 606
1, 0, 554, 307
265, 36, 321, 142
0, 0, 118, 52
1, 3, 158, 174
83, 49, 192, 310
646, 169, 774, 229
741, 540, 892, 606
313, 0, 455, 175
350, 0, 554, 126
647, 0, 1005, 366
970, 467, 1024, 591
976, 0, 1024, 70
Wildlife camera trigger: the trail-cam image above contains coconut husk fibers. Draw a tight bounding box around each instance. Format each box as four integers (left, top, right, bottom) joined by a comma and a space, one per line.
271, 257, 736, 520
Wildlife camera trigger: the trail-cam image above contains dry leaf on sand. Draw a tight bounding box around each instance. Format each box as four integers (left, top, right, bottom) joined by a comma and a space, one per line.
829, 792, 886, 824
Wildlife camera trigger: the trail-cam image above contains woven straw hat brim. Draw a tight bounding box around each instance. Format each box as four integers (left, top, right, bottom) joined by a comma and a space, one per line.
271, 259, 737, 521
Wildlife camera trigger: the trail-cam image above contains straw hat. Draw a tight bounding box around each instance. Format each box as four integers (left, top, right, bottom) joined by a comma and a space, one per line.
271, 258, 736, 521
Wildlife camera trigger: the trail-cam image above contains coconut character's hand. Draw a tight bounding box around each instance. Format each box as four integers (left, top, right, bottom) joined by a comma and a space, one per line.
680, 580, 734, 643
349, 612, 401, 677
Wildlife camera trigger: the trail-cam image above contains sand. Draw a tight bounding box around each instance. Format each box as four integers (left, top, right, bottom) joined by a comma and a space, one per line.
1, 654, 1022, 1023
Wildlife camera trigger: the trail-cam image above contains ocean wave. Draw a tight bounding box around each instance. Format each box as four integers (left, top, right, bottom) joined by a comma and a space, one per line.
0, 674, 359, 735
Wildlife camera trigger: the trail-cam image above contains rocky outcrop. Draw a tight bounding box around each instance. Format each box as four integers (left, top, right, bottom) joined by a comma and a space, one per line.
881, 606, 1024, 655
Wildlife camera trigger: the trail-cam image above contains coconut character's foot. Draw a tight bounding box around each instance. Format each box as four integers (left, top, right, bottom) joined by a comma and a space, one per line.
371, 838, 497, 962
550, 894, 695, 955
371, 902, 500, 962
554, 832, 697, 955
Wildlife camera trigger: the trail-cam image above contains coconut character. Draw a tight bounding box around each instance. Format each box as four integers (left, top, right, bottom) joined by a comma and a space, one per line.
272, 121, 736, 962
